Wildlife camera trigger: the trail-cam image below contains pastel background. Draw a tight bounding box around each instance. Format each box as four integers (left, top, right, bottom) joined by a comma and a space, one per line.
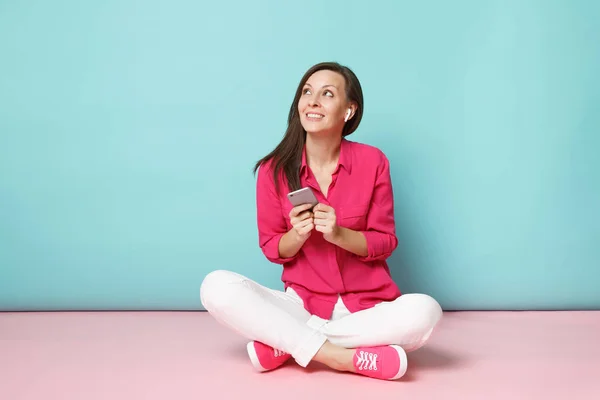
1, 0, 598, 311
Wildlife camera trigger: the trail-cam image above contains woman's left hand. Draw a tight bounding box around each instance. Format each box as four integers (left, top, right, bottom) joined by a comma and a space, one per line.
313, 203, 340, 242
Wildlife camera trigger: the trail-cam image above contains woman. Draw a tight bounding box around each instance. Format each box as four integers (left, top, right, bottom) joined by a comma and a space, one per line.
200, 62, 442, 380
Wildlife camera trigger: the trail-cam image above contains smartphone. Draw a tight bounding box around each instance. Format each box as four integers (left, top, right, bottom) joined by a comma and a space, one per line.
287, 187, 318, 208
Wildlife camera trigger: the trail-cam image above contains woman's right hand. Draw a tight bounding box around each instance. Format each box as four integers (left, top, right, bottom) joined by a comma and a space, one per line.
289, 203, 315, 241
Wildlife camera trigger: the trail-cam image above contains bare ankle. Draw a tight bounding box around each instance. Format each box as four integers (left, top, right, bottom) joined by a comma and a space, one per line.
313, 341, 354, 372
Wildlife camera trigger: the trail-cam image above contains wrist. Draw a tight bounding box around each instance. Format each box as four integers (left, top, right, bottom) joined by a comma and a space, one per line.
325, 226, 344, 244
291, 228, 310, 243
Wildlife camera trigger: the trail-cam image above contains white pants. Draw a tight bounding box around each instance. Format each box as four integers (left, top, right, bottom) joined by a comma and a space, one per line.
200, 270, 443, 368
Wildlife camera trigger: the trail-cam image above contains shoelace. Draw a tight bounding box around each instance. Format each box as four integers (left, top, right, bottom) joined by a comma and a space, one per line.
273, 349, 287, 358
355, 350, 378, 371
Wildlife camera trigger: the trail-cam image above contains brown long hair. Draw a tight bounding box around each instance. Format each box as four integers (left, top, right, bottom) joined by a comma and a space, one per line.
253, 62, 364, 193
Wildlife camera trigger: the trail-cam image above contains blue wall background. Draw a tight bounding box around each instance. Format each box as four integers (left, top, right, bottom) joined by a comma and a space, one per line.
1, 0, 598, 311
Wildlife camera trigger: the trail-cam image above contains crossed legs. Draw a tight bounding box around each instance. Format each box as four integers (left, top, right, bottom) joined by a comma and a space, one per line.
200, 270, 442, 376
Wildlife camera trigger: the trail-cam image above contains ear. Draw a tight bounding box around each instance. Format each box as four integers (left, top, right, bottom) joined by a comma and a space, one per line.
345, 102, 358, 122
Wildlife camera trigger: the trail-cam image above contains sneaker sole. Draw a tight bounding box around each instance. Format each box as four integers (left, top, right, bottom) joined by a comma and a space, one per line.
246, 341, 268, 372
389, 345, 408, 380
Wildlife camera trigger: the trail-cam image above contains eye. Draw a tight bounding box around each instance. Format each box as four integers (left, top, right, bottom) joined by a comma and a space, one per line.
323, 90, 333, 97
303, 88, 311, 95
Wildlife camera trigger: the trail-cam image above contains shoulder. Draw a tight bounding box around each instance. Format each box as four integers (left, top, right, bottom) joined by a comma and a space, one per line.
256, 158, 287, 195
256, 158, 278, 190
345, 139, 390, 169
256, 157, 275, 177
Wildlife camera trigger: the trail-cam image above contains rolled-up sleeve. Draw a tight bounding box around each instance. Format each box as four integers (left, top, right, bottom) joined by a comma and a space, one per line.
256, 162, 297, 264
358, 152, 398, 262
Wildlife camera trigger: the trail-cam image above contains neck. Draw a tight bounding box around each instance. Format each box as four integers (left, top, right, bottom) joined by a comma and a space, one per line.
305, 133, 342, 170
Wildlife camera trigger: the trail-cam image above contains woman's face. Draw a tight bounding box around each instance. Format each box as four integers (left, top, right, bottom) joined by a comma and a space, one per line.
298, 69, 352, 135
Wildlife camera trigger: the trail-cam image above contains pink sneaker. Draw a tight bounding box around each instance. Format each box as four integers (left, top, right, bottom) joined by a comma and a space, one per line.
352, 345, 408, 380
246, 341, 291, 372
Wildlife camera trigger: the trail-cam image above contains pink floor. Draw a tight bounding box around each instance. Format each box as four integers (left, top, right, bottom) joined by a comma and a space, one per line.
1, 311, 599, 399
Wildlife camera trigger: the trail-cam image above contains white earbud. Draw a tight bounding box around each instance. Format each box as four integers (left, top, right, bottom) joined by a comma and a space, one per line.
344, 109, 351, 122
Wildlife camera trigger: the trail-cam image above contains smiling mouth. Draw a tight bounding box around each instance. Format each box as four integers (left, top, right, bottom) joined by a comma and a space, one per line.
306, 113, 324, 119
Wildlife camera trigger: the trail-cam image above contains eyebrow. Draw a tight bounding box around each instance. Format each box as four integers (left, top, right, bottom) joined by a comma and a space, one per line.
304, 83, 338, 89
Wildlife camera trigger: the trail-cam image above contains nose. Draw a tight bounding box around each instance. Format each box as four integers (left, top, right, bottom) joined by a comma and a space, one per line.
308, 93, 321, 108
